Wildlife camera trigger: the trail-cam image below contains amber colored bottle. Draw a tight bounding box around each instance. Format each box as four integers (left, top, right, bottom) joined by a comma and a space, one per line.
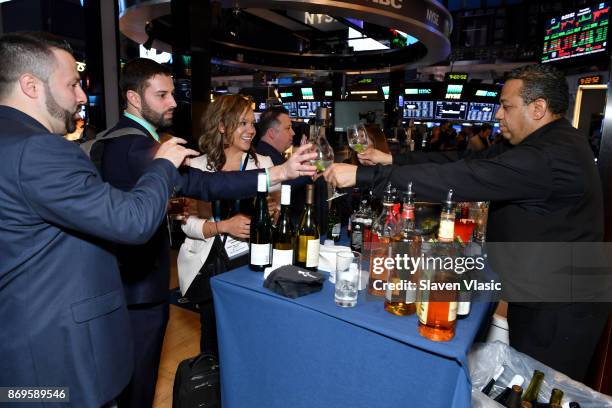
505, 385, 524, 408
367, 183, 400, 296
384, 182, 419, 316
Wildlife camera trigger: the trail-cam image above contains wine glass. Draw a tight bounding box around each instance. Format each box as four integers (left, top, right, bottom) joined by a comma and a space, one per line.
347, 124, 369, 154
309, 125, 346, 201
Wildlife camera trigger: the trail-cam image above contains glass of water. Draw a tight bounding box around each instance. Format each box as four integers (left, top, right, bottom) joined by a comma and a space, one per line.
335, 251, 361, 307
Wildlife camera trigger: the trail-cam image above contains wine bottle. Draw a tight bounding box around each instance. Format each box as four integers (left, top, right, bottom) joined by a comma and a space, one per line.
273, 184, 294, 267
494, 375, 525, 405
531, 387, 564, 408
249, 173, 272, 271
549, 388, 563, 405
482, 365, 505, 396
326, 198, 341, 242
505, 385, 524, 408
295, 184, 320, 271
522, 370, 544, 403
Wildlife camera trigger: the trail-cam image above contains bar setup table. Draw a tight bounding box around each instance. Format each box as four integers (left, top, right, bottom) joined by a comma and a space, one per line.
211, 263, 492, 408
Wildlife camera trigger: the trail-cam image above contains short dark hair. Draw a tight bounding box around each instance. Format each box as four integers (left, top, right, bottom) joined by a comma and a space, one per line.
120, 58, 172, 99
506, 64, 569, 115
258, 106, 289, 138
0, 32, 73, 100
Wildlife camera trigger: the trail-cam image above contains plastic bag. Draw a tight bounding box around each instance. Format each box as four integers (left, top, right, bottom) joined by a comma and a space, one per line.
469, 341, 612, 408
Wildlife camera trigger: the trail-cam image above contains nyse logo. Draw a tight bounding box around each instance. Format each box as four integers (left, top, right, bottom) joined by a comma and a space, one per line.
426, 9, 440, 26
305, 13, 335, 25
370, 0, 403, 10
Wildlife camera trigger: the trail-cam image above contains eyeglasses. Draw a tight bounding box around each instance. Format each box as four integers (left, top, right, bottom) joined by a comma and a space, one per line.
238, 120, 257, 128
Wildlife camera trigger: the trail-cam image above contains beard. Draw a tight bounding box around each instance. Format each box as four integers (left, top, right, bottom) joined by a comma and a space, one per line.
141, 98, 173, 129
44, 82, 79, 134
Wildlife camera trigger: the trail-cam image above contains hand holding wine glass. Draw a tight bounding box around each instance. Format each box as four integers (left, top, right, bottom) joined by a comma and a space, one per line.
347, 124, 369, 154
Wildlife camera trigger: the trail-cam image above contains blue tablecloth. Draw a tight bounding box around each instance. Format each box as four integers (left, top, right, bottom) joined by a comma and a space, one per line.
211, 266, 491, 408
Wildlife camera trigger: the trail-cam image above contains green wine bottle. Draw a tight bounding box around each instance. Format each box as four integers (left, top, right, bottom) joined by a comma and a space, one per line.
295, 184, 320, 271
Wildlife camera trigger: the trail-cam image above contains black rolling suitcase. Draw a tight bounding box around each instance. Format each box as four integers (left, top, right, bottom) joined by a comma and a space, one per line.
172, 353, 221, 408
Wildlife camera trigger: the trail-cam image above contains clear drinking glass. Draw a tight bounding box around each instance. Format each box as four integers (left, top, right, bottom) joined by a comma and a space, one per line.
347, 124, 369, 153
310, 125, 345, 201
335, 251, 361, 307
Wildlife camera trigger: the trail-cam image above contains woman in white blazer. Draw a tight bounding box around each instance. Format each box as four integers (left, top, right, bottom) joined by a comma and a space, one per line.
178, 94, 277, 354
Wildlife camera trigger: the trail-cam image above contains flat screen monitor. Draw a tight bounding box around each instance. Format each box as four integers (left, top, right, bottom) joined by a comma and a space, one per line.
542, 2, 609, 63
403, 101, 434, 119
296, 101, 320, 118
467, 102, 498, 122
283, 102, 298, 118
435, 101, 468, 120
333, 101, 384, 131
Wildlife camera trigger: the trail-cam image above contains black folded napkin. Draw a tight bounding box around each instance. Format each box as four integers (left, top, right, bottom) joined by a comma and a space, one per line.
263, 265, 325, 299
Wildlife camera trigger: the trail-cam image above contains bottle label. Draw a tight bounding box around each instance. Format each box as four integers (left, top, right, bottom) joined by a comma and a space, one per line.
272, 248, 293, 267
457, 301, 470, 316
331, 223, 341, 237
448, 301, 458, 322
250, 243, 271, 266
438, 219, 455, 241
401, 206, 415, 221
417, 301, 428, 324
351, 226, 363, 251
306, 239, 320, 268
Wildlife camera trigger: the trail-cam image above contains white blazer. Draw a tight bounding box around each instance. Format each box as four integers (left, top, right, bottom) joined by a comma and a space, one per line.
177, 152, 274, 295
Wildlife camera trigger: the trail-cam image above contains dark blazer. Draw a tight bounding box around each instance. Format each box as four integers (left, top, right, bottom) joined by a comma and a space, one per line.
0, 106, 180, 407
101, 116, 264, 304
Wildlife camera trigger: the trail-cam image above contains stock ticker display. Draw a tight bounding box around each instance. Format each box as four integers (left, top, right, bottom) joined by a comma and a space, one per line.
403, 101, 434, 119
542, 2, 609, 63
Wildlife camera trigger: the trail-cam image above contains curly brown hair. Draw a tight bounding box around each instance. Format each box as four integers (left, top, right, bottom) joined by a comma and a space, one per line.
199, 94, 259, 171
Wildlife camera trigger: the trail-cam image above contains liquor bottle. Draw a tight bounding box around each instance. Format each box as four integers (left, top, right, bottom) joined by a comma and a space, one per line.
249, 173, 272, 271
326, 198, 341, 242
368, 183, 401, 296
272, 184, 294, 267
505, 385, 524, 408
438, 189, 455, 242
481, 365, 505, 396
350, 198, 372, 252
522, 370, 544, 403
295, 184, 320, 271
384, 183, 419, 316
494, 375, 525, 405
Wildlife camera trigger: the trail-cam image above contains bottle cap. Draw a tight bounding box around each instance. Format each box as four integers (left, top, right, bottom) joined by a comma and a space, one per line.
509, 374, 525, 387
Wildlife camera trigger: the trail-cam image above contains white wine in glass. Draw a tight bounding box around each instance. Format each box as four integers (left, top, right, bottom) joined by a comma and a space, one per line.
347, 124, 369, 154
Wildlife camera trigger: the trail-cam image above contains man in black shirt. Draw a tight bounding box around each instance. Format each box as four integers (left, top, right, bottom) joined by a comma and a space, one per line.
323, 64, 610, 381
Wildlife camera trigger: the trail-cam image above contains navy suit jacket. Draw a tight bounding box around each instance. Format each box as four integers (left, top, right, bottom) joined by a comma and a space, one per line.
101, 116, 263, 305
0, 106, 180, 407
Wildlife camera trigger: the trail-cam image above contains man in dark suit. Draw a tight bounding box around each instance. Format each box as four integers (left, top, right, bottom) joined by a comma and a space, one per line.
0, 32, 198, 407
100, 61, 317, 407
324, 64, 611, 381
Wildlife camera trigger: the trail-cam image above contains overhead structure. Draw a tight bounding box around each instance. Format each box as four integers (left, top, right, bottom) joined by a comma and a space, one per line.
119, 0, 452, 73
